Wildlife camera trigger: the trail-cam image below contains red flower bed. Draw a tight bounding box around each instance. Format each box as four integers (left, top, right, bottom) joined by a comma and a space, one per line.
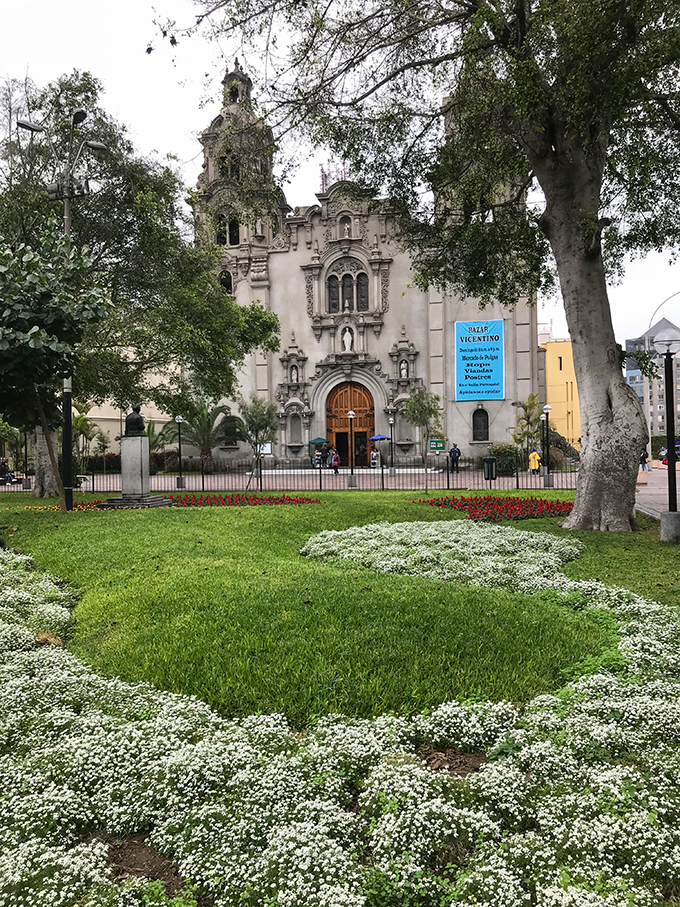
419, 495, 574, 522
169, 493, 321, 507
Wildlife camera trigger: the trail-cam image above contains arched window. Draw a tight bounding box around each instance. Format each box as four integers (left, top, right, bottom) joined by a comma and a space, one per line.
357, 272, 369, 311
342, 274, 354, 312
289, 414, 302, 444
219, 270, 233, 293
472, 408, 489, 441
339, 215, 352, 238
215, 215, 227, 246
228, 219, 240, 246
327, 275, 340, 313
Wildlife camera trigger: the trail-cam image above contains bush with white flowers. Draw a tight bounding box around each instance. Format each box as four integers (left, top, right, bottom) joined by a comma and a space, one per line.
1, 521, 679, 907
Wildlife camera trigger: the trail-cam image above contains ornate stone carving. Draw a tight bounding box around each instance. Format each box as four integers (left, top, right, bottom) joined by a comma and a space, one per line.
329, 258, 365, 276
305, 274, 314, 316
251, 257, 269, 282
381, 269, 390, 312
270, 227, 290, 251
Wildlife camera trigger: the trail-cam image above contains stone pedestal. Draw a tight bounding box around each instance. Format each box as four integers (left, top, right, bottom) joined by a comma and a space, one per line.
660, 512, 680, 544
121, 435, 150, 497
99, 435, 172, 509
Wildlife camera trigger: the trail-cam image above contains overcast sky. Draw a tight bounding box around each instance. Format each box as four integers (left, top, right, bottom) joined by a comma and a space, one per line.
2, 0, 679, 344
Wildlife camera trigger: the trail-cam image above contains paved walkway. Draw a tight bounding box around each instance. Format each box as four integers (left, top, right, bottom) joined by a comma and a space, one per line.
635, 464, 677, 521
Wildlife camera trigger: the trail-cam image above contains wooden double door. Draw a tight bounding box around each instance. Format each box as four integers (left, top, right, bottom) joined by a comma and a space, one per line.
326, 383, 375, 467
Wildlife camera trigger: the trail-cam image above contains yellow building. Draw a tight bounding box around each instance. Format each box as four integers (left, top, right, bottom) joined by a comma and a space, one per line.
542, 339, 581, 449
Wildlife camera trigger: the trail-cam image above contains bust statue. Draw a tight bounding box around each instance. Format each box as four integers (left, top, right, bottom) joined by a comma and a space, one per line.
124, 404, 145, 436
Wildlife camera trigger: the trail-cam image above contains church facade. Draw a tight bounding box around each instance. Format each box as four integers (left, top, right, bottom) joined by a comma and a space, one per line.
195, 64, 541, 465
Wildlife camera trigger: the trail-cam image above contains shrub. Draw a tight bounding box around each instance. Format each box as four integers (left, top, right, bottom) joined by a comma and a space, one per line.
487, 444, 518, 476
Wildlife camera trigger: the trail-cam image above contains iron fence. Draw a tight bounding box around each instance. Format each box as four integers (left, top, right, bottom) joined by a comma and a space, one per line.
0, 456, 579, 497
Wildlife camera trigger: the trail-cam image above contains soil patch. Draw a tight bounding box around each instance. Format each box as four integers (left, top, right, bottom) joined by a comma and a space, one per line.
84, 832, 213, 904
416, 744, 487, 776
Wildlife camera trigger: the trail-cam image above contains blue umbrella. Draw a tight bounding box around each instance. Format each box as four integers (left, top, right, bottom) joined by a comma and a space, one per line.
369, 434, 390, 441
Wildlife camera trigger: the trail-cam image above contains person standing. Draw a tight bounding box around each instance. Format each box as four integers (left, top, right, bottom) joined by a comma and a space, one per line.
330, 447, 340, 475
529, 448, 541, 475
449, 444, 461, 473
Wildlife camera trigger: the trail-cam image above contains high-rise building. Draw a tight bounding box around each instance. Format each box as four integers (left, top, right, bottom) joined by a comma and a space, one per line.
625, 318, 680, 439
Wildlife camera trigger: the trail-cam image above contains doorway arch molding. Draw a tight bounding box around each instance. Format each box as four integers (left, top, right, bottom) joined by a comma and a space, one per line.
308, 366, 390, 439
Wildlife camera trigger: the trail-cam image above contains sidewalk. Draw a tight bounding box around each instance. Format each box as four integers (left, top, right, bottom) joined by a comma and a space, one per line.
635, 465, 676, 521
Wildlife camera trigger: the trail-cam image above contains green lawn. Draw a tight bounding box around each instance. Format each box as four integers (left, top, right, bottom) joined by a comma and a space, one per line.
0, 490, 667, 727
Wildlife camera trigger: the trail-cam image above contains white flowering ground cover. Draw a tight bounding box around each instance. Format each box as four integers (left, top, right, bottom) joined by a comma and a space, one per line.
1, 521, 680, 907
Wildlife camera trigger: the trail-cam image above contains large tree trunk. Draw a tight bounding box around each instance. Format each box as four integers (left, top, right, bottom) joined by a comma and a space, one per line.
539, 158, 647, 530
32, 427, 60, 499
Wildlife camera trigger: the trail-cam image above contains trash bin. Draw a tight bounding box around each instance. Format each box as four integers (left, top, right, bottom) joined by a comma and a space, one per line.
483, 456, 497, 481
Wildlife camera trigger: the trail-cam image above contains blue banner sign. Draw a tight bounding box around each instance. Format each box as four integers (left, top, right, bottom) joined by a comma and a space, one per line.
455, 320, 504, 400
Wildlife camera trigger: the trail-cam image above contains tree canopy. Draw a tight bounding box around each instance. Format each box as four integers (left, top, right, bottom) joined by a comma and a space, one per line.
168, 0, 680, 530
0, 71, 280, 417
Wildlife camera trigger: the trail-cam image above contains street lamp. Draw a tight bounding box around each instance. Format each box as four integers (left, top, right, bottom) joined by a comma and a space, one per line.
18, 110, 107, 512
347, 410, 357, 488
388, 416, 395, 476
542, 404, 553, 486
175, 416, 185, 488
652, 326, 680, 541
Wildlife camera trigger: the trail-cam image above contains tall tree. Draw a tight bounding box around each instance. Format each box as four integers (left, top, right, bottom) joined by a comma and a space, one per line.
175, 0, 680, 530
403, 386, 444, 492
236, 393, 278, 477
0, 71, 280, 416
0, 226, 108, 511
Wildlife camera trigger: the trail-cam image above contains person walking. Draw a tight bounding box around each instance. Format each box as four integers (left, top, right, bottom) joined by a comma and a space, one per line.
639, 451, 650, 472
529, 448, 541, 475
449, 444, 461, 473
330, 447, 340, 475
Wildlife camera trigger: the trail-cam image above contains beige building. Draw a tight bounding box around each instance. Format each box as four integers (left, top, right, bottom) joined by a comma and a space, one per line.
189, 63, 542, 465
541, 339, 581, 449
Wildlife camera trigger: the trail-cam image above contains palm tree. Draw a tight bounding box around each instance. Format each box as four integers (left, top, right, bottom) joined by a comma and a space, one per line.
72, 402, 98, 475
158, 401, 243, 472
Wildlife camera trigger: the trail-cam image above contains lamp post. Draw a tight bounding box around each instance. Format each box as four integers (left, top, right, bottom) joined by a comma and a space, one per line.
652, 327, 680, 542
388, 416, 395, 476
175, 416, 185, 488
347, 410, 357, 487
542, 404, 553, 487
18, 111, 106, 512
540, 413, 547, 473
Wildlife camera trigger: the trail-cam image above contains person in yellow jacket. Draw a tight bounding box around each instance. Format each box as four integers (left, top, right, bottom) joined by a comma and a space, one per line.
528, 449, 541, 474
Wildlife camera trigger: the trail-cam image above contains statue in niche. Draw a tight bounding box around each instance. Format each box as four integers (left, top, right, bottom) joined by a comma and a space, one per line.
124, 404, 145, 436
342, 327, 354, 351
343, 222, 351, 237
290, 364, 299, 383
399, 359, 409, 378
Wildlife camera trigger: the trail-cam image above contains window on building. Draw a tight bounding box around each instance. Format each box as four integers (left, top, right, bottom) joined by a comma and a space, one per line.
219, 271, 233, 293
342, 273, 354, 312
228, 219, 240, 246
357, 273, 369, 311
558, 356, 563, 370
215, 215, 227, 246
327, 275, 340, 313
472, 408, 489, 441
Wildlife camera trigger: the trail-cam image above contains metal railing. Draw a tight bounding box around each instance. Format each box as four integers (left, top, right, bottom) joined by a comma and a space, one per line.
0, 456, 578, 496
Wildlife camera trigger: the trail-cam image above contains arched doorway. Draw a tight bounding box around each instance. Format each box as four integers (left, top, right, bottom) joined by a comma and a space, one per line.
326, 382, 375, 467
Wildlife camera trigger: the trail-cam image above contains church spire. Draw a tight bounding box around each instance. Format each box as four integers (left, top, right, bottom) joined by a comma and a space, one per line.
222, 58, 253, 107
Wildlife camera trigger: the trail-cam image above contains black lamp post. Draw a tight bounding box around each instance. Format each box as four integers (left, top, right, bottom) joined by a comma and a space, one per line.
542, 404, 553, 486
388, 416, 395, 476
175, 415, 185, 488
653, 327, 680, 541
347, 410, 357, 488
540, 413, 547, 473
17, 111, 106, 512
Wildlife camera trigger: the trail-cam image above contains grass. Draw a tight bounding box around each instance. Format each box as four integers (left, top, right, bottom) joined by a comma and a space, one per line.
0, 489, 667, 727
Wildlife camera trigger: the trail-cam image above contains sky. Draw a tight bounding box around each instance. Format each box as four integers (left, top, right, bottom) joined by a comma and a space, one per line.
2, 0, 679, 344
